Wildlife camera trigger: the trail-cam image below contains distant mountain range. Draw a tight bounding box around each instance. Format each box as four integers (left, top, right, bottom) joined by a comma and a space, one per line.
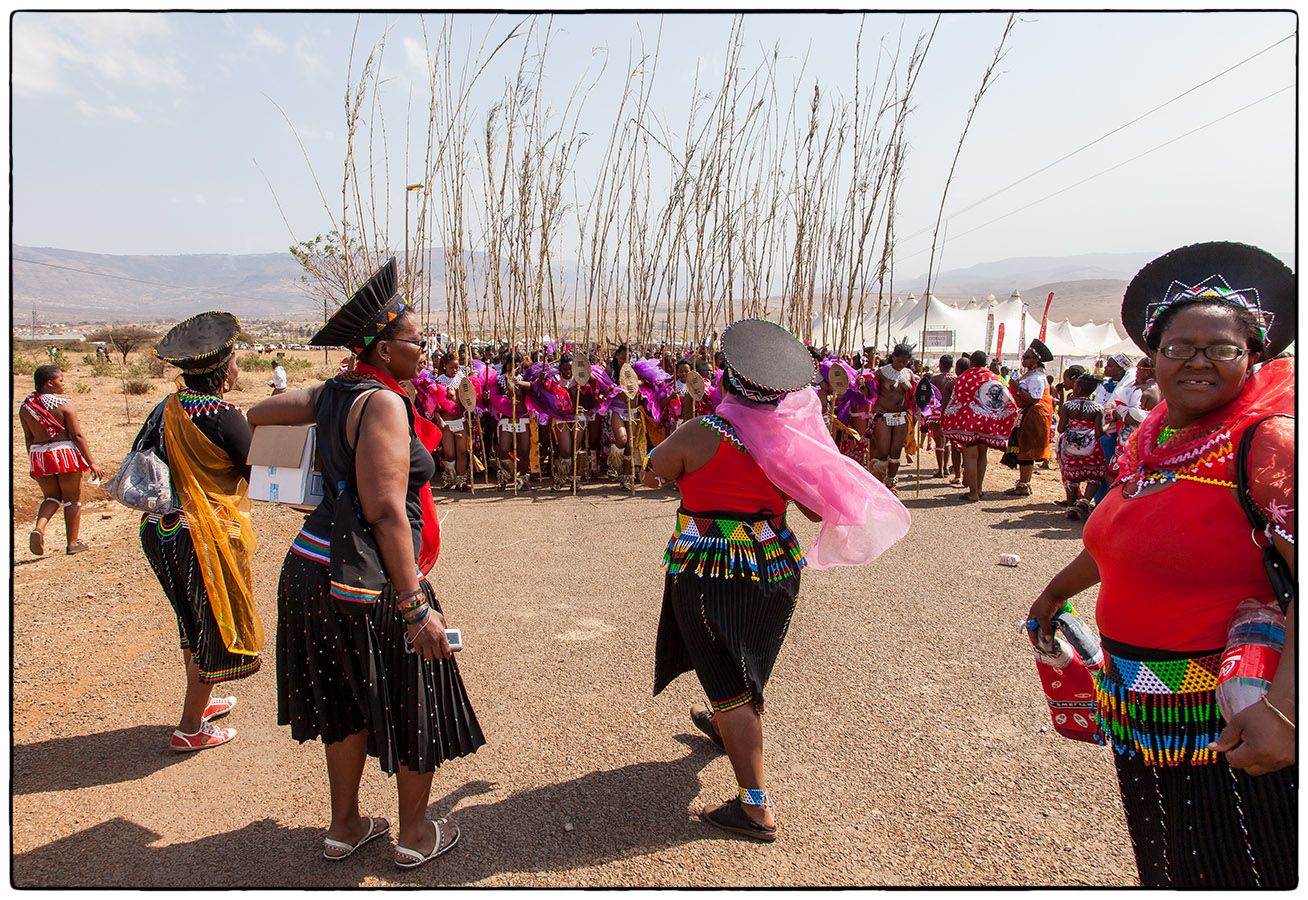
13, 244, 1290, 327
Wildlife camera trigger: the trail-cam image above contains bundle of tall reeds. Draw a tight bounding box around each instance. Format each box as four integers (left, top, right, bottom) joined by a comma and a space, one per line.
277, 13, 1016, 361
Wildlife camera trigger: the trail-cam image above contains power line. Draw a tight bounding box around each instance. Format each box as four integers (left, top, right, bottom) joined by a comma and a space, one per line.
898, 31, 1294, 245
898, 83, 1294, 263
13, 256, 282, 304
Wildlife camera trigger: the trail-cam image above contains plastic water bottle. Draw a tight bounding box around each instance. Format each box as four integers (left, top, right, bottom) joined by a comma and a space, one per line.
1035, 635, 1075, 669
1216, 598, 1285, 721
1054, 609, 1105, 672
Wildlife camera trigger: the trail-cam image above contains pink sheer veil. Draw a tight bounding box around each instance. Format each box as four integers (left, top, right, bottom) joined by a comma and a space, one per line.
717, 388, 911, 570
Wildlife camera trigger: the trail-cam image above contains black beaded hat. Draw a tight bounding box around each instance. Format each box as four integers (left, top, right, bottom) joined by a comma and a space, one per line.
1025, 338, 1054, 363
310, 257, 408, 354
154, 311, 241, 372
720, 318, 817, 404
1122, 242, 1295, 356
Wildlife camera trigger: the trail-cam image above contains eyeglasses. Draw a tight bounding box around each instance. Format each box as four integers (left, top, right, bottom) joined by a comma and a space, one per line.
1159, 343, 1245, 362
390, 337, 428, 351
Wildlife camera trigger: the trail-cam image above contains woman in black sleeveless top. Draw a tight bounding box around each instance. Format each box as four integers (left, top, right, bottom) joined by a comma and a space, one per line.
249, 260, 483, 869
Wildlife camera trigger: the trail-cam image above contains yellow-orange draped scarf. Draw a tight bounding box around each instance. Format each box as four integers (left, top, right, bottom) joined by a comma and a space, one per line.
163, 394, 263, 656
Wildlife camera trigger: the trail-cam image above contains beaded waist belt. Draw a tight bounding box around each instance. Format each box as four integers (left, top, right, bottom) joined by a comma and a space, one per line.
663, 507, 805, 583
139, 509, 244, 540
1094, 646, 1223, 767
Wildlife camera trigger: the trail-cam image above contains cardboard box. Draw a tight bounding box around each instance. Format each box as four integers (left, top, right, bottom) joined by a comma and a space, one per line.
248, 424, 324, 508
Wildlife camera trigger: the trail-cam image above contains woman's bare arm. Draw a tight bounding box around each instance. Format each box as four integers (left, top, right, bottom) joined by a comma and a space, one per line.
60, 404, 102, 480
353, 391, 421, 598
247, 384, 325, 427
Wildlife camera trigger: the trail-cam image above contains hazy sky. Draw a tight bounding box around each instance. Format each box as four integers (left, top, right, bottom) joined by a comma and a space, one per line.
10, 9, 1296, 272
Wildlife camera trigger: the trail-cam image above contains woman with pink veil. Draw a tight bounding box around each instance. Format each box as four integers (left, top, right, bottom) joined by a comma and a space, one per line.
644, 318, 909, 843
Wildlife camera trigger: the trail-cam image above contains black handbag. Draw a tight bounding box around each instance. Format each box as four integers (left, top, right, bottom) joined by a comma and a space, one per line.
999, 424, 1021, 469
1235, 414, 1295, 614
327, 391, 391, 606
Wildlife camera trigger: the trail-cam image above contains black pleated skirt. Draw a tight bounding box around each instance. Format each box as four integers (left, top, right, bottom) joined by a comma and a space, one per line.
1114, 752, 1296, 887
653, 570, 800, 715
140, 513, 262, 684
276, 551, 485, 775
1097, 637, 1297, 887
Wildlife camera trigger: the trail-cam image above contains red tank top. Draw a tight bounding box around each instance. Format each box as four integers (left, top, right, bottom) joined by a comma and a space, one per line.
677, 416, 785, 516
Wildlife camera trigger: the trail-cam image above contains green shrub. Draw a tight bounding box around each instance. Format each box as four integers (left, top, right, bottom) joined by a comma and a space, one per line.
89, 358, 115, 378
238, 352, 311, 372
74, 383, 91, 394
11, 353, 41, 375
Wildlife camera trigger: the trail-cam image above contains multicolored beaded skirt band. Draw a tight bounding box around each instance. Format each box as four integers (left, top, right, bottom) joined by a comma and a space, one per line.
1094, 636, 1225, 767
663, 507, 806, 583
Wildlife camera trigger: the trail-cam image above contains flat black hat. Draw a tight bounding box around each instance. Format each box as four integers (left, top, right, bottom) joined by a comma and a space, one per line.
1122, 242, 1295, 356
310, 257, 407, 353
155, 311, 241, 372
720, 318, 816, 403
1025, 338, 1054, 363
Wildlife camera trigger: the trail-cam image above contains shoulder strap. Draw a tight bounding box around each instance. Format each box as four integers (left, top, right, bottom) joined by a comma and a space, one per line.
344, 389, 382, 491
1234, 414, 1287, 532
133, 400, 168, 453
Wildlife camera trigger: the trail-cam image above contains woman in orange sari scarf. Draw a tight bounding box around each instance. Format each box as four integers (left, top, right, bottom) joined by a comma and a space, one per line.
135, 312, 262, 753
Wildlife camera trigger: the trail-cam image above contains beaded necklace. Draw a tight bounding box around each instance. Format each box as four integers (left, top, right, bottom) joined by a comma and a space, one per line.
177, 387, 238, 418
1123, 425, 1237, 498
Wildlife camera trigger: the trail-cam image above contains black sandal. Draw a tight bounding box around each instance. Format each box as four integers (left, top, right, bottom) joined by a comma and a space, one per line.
690, 703, 725, 752
699, 797, 777, 843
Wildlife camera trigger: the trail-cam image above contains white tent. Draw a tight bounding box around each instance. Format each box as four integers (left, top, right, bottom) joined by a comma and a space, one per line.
808, 313, 870, 350
872, 292, 1126, 359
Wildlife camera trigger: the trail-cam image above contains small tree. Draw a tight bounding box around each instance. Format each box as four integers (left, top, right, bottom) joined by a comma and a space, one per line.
86, 326, 159, 363
290, 227, 374, 317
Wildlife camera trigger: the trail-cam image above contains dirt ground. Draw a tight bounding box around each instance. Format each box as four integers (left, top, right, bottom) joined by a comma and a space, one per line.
10, 355, 1136, 888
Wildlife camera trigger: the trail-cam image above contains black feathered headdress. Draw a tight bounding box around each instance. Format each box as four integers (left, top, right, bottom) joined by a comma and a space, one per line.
310, 257, 408, 354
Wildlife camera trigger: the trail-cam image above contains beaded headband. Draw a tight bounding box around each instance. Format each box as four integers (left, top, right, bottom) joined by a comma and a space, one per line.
351, 298, 409, 355
1142, 274, 1272, 343
726, 366, 786, 404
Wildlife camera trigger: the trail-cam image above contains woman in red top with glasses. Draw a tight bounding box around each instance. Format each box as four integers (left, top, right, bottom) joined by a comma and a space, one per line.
1028, 242, 1295, 888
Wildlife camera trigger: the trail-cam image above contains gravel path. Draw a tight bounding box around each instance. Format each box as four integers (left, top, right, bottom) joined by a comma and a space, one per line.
11, 367, 1136, 887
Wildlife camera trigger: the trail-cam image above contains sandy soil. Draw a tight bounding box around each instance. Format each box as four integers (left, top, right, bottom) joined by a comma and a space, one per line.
10, 356, 1135, 887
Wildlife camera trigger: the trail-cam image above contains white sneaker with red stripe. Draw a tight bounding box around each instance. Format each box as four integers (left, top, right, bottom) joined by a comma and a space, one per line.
202, 695, 237, 722
170, 721, 237, 752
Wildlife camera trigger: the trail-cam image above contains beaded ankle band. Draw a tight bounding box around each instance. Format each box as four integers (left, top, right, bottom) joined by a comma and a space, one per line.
739, 787, 769, 807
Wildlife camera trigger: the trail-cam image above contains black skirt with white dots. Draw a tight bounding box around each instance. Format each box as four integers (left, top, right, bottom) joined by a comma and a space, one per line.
275, 549, 485, 775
